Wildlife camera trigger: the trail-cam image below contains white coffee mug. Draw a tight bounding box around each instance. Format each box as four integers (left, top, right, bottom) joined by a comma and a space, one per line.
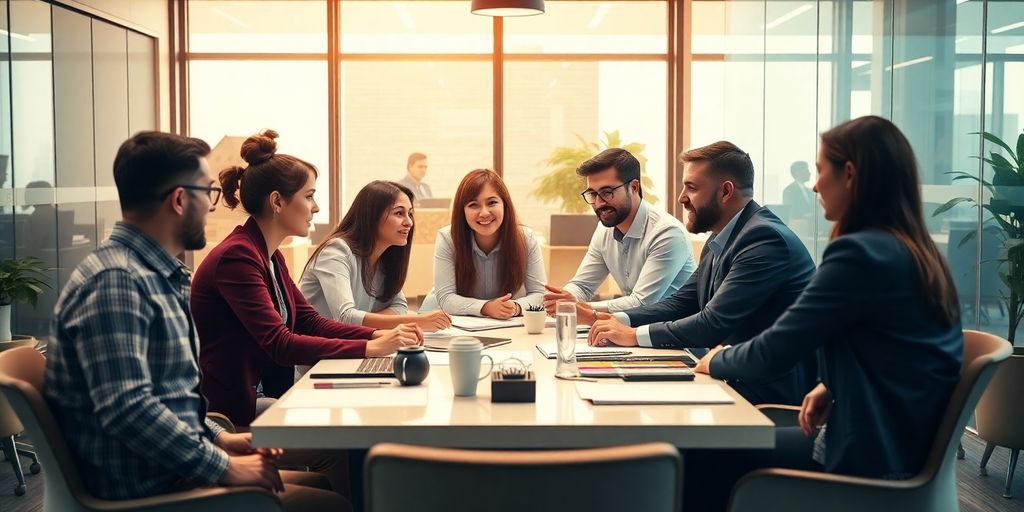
448, 336, 495, 397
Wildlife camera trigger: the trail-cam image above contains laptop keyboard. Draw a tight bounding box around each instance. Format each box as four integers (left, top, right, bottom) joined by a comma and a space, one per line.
356, 357, 395, 374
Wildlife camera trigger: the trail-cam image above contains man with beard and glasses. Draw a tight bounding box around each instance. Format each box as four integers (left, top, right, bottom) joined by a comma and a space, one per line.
543, 148, 696, 315
581, 141, 817, 406
45, 131, 350, 511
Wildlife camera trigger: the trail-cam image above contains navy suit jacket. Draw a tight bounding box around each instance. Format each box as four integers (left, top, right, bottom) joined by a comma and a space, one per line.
711, 229, 963, 478
622, 200, 817, 405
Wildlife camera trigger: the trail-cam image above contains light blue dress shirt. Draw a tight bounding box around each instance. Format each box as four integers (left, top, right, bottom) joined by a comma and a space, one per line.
299, 238, 409, 325
564, 201, 696, 312
619, 206, 745, 347
421, 225, 546, 316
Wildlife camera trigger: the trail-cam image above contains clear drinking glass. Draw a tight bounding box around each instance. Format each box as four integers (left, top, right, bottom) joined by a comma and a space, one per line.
554, 300, 579, 378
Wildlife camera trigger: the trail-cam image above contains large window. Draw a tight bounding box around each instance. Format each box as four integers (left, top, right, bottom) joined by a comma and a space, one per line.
186, 0, 674, 299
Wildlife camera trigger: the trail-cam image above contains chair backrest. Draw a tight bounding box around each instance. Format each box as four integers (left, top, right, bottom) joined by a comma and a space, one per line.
915, 330, 1012, 485
975, 346, 1024, 448
366, 442, 681, 512
0, 345, 93, 509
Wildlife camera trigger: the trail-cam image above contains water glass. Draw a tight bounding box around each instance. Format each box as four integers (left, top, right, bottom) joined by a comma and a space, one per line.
554, 300, 579, 378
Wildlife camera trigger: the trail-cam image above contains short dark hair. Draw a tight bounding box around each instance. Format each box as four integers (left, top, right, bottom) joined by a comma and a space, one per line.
679, 141, 754, 195
576, 148, 643, 199
112, 131, 211, 217
220, 129, 317, 217
407, 152, 427, 168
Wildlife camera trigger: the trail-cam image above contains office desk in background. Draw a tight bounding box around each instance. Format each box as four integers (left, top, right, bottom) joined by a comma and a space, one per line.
251, 326, 773, 450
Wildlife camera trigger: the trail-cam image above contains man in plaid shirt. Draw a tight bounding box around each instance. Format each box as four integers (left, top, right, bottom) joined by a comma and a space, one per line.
44, 131, 349, 511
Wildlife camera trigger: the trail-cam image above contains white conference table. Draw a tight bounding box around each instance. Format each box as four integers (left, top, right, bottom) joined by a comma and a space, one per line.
251, 326, 774, 450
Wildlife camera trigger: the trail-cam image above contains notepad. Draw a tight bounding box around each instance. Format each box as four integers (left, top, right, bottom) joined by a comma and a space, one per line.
575, 382, 734, 405
535, 342, 632, 359
450, 315, 523, 331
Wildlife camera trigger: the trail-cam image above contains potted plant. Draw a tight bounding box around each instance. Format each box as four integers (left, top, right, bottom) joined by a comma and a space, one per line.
0, 256, 51, 342
934, 130, 1024, 342
531, 130, 659, 213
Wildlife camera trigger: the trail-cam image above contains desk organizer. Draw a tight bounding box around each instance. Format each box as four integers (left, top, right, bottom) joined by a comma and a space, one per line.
490, 370, 536, 403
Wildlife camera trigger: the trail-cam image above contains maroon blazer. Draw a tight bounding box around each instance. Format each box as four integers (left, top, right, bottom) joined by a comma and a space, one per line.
191, 218, 374, 426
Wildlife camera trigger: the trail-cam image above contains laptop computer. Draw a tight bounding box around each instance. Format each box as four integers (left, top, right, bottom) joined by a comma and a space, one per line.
307, 335, 513, 378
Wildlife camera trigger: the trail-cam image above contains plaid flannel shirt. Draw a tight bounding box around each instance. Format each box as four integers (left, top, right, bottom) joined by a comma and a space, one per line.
44, 222, 229, 500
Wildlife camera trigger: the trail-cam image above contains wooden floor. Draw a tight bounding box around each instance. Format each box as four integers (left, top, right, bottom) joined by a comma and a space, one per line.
0, 431, 1020, 511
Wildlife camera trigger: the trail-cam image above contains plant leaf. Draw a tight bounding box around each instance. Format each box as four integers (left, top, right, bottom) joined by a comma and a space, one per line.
932, 197, 974, 217
957, 229, 978, 248
976, 131, 1017, 157
1017, 132, 1024, 168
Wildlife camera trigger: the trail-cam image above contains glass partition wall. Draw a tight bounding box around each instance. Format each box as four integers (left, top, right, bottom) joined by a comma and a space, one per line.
695, 0, 1023, 343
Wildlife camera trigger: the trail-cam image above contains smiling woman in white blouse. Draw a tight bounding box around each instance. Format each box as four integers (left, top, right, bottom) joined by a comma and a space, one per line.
300, 180, 451, 331
420, 168, 546, 319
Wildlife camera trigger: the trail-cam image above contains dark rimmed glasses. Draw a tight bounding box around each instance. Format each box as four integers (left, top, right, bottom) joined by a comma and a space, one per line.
580, 180, 633, 204
161, 184, 222, 206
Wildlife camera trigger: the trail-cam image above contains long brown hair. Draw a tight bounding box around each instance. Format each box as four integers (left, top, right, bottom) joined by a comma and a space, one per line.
304, 180, 414, 301
451, 169, 527, 296
821, 115, 959, 327
219, 129, 317, 216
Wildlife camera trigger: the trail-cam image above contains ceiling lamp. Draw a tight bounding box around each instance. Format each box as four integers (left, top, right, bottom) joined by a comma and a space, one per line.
471, 0, 545, 17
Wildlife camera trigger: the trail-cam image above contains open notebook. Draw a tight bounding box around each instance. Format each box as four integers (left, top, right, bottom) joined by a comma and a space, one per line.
449, 315, 523, 331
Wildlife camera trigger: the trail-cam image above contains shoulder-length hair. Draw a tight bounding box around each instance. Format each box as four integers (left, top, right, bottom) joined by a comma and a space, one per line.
304, 180, 414, 301
821, 115, 959, 327
451, 169, 526, 297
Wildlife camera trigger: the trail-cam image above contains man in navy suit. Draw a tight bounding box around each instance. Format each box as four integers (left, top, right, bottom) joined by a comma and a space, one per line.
583, 141, 817, 405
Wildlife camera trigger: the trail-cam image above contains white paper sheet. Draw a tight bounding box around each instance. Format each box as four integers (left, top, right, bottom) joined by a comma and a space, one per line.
280, 387, 429, 408
575, 382, 734, 405
535, 342, 632, 359
450, 315, 523, 331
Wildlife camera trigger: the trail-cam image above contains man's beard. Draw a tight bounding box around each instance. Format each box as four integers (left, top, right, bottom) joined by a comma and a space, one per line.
593, 196, 632, 228
687, 200, 722, 234
180, 208, 207, 251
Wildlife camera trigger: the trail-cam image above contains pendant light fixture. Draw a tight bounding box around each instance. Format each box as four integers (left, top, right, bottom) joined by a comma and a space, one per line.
471, 0, 545, 17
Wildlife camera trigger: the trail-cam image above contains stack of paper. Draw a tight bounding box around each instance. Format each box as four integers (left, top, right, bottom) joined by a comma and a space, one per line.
450, 315, 523, 331
575, 382, 734, 405
535, 342, 632, 359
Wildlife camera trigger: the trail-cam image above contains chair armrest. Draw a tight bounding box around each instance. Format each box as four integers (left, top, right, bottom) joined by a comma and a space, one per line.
206, 412, 237, 434
83, 486, 281, 512
728, 468, 922, 512
755, 404, 801, 428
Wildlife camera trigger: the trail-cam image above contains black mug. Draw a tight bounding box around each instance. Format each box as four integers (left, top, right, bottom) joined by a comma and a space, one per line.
394, 346, 430, 386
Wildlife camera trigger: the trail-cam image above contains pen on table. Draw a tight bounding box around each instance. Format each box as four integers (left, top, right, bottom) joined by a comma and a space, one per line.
313, 381, 394, 389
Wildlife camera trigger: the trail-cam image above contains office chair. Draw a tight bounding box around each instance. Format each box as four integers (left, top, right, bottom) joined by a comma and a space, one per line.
976, 345, 1024, 498
366, 442, 680, 512
0, 346, 283, 512
727, 330, 1012, 512
0, 337, 42, 495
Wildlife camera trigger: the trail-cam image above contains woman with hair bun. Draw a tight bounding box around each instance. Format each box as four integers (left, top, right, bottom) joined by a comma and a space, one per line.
191, 129, 424, 432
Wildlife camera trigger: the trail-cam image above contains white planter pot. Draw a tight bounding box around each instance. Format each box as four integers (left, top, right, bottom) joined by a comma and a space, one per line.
0, 304, 10, 342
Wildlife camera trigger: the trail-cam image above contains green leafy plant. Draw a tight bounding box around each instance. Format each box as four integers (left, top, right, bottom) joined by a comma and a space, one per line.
0, 257, 51, 308
933, 129, 1024, 343
525, 304, 545, 312
530, 130, 659, 214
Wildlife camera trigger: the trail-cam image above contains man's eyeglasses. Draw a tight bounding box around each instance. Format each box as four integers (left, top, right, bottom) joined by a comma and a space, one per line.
580, 180, 633, 204
161, 184, 222, 206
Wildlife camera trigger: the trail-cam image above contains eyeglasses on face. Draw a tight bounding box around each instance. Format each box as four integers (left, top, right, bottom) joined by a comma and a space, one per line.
580, 180, 634, 204
161, 184, 222, 206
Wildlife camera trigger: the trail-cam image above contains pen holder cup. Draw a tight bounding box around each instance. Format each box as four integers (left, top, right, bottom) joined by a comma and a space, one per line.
491, 371, 536, 403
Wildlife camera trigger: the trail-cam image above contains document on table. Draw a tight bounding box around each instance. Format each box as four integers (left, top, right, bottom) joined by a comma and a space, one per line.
280, 386, 429, 408
536, 342, 632, 359
575, 382, 734, 405
450, 315, 523, 331
426, 349, 534, 366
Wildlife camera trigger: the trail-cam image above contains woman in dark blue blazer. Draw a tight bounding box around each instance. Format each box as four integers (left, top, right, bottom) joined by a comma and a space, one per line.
689, 116, 963, 509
